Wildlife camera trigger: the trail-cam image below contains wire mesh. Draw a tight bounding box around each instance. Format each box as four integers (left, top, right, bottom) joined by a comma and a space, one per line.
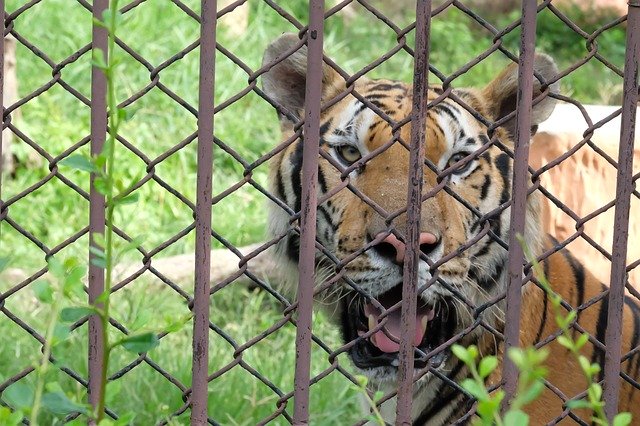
0, 0, 637, 424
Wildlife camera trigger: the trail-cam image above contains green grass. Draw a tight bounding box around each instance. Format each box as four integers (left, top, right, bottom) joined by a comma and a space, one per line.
0, 2, 626, 270
0, 280, 361, 424
0, 1, 627, 424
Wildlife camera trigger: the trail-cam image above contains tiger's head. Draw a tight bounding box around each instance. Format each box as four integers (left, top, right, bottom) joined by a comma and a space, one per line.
262, 33, 558, 385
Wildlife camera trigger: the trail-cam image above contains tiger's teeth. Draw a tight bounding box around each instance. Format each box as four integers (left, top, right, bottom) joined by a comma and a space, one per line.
368, 313, 376, 331
368, 313, 378, 346
421, 315, 429, 331
391, 358, 399, 367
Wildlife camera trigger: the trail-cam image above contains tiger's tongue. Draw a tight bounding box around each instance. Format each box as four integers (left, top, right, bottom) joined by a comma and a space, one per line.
364, 304, 434, 353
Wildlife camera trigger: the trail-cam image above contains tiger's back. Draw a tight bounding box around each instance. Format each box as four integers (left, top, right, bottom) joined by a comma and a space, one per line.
514, 237, 640, 423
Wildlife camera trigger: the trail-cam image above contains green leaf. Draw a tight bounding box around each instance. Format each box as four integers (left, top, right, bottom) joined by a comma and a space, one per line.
119, 235, 145, 256
504, 409, 529, 426
575, 333, 589, 350
516, 380, 545, 406
130, 309, 152, 331
52, 323, 71, 345
32, 280, 54, 303
557, 335, 573, 351
452, 344, 473, 365
89, 245, 105, 259
566, 399, 593, 410
115, 193, 139, 206
592, 417, 608, 426
0, 256, 10, 273
41, 391, 89, 415
588, 383, 603, 402
3, 382, 34, 410
0, 407, 23, 426
578, 355, 593, 377
354, 375, 368, 388
91, 257, 107, 269
63, 266, 87, 298
65, 265, 86, 282
94, 153, 107, 169
101, 9, 123, 29
557, 310, 577, 329
60, 155, 98, 173
112, 412, 136, 425
95, 290, 111, 306
63, 257, 79, 269
91, 48, 108, 70
163, 314, 192, 333
92, 17, 107, 28
468, 345, 479, 360
117, 332, 159, 353
613, 412, 632, 426
116, 107, 136, 122
47, 256, 65, 280
478, 356, 498, 379
530, 346, 549, 365
507, 348, 525, 369
101, 138, 114, 159
94, 176, 112, 196
60, 306, 97, 323
92, 233, 106, 249
460, 378, 487, 400
44, 381, 64, 394
476, 398, 500, 420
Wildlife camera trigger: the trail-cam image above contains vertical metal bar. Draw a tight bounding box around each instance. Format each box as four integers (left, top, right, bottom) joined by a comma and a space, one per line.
88, 0, 109, 414
603, 2, 640, 420
395, 0, 432, 424
0, 0, 4, 190
0, 0, 4, 259
501, 0, 538, 409
292, 1, 324, 424
190, 0, 217, 424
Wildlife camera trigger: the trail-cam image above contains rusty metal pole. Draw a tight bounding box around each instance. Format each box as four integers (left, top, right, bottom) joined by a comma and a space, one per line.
0, 0, 4, 279
395, 0, 432, 424
603, 1, 640, 420
501, 0, 538, 410
190, 0, 217, 424
88, 0, 109, 415
0, 0, 4, 191
292, 1, 324, 424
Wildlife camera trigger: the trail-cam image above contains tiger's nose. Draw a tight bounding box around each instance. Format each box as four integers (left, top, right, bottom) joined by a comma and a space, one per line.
372, 232, 439, 265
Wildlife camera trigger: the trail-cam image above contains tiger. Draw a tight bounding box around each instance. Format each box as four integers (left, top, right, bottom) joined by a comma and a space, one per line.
260, 33, 640, 425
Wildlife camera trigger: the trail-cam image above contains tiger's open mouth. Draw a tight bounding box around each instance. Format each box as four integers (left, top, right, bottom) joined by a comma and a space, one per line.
342, 283, 456, 370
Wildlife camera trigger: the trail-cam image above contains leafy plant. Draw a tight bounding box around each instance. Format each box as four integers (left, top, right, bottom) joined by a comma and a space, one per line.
352, 375, 386, 426
4, 2, 165, 424
452, 343, 548, 426
60, 1, 160, 422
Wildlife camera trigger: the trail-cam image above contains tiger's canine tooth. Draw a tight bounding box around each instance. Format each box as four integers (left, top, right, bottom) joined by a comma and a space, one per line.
368, 313, 376, 331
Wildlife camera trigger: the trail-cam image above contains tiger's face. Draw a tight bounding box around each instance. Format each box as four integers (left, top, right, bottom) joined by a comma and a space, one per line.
262, 34, 558, 385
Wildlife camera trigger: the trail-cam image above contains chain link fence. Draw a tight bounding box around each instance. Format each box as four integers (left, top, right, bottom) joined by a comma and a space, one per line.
0, 0, 638, 424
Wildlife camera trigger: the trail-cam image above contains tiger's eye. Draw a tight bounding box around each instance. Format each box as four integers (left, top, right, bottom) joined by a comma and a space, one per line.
447, 152, 474, 174
335, 145, 362, 165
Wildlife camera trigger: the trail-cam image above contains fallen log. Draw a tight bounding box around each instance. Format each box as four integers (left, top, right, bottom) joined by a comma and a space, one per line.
0, 243, 279, 291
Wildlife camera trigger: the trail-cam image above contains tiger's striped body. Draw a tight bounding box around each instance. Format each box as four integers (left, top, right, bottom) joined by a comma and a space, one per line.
261, 34, 640, 424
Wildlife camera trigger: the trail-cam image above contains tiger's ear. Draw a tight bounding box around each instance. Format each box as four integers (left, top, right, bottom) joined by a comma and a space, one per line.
482, 54, 559, 138
261, 33, 344, 123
